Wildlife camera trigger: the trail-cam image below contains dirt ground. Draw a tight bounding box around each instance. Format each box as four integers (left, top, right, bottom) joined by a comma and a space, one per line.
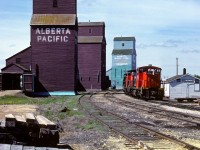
0, 104, 38, 119
0, 91, 130, 150
1, 91, 200, 149
0, 90, 23, 97
0, 90, 38, 119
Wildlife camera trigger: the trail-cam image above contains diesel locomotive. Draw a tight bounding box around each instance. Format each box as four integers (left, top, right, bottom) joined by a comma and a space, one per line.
123, 65, 164, 100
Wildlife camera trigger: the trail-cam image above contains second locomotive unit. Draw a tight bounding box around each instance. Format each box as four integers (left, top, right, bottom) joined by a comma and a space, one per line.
123, 65, 164, 100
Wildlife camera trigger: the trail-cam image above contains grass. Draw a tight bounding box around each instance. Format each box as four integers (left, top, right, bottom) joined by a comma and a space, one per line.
75, 119, 105, 131
0, 96, 33, 105
0, 95, 80, 105
0, 95, 83, 119
0, 95, 104, 131
82, 120, 100, 130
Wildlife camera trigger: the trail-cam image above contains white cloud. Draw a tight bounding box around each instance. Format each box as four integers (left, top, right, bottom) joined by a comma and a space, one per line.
180, 49, 200, 54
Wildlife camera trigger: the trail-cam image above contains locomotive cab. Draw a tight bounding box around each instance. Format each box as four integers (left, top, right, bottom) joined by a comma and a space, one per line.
137, 66, 161, 89
136, 65, 164, 99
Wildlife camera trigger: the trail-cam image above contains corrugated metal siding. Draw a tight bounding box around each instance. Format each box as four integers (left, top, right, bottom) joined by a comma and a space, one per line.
30, 14, 76, 25
31, 26, 77, 92
6, 47, 31, 71
112, 49, 133, 55
78, 22, 105, 26
33, 0, 77, 14
114, 37, 135, 41
78, 36, 103, 43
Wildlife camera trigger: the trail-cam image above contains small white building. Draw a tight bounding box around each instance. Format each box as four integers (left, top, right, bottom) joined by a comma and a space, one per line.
161, 80, 169, 98
166, 73, 200, 100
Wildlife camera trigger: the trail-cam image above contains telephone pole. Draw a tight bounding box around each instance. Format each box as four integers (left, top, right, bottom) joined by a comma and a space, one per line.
176, 57, 178, 76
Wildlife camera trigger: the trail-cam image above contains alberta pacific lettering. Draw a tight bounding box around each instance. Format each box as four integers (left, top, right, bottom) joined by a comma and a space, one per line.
36, 28, 71, 42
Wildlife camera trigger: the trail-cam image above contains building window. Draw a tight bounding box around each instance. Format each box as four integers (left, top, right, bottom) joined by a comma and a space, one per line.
122, 43, 125, 47
194, 84, 200, 91
195, 79, 199, 83
89, 77, 91, 81
53, 0, 58, 7
176, 79, 181, 82
16, 58, 21, 64
89, 28, 92, 34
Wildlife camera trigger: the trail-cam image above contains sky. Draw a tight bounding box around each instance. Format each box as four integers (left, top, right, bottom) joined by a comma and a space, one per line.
0, 0, 200, 79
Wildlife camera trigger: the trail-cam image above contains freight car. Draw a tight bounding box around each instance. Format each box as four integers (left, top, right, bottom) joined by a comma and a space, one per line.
123, 65, 164, 100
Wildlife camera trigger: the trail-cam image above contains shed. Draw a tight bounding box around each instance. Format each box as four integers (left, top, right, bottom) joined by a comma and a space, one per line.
166, 74, 200, 100
0, 47, 33, 91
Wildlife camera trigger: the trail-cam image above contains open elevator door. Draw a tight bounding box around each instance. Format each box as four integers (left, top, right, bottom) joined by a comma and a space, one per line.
0, 74, 2, 90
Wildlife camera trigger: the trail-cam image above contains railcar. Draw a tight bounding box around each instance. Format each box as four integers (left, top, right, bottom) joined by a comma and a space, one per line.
123, 65, 164, 100
123, 70, 136, 94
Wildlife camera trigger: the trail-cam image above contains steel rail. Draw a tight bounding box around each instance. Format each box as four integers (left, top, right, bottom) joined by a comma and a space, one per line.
96, 94, 200, 150
107, 93, 200, 126
79, 94, 152, 150
79, 94, 200, 150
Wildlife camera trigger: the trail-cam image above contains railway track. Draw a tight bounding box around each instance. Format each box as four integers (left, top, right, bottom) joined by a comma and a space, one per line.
119, 89, 200, 111
79, 94, 200, 150
147, 99, 200, 111
117, 89, 200, 112
107, 93, 200, 127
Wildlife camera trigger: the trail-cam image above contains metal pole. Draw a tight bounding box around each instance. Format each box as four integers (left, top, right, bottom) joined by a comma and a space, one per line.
176, 58, 178, 75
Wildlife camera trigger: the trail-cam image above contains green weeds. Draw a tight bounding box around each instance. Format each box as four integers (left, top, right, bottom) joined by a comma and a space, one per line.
0, 95, 104, 131
0, 96, 32, 104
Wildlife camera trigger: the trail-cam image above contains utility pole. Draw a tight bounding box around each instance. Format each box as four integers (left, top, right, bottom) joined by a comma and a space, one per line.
176, 57, 178, 76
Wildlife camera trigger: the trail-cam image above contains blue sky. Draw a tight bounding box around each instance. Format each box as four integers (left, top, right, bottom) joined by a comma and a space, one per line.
0, 0, 200, 79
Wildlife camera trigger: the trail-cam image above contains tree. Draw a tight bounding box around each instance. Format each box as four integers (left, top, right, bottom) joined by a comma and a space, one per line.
194, 74, 200, 79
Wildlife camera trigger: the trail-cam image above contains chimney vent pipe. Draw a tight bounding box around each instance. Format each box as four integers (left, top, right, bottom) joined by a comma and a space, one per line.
183, 68, 186, 75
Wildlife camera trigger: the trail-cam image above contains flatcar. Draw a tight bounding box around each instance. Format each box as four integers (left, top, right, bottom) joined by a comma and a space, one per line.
123, 65, 164, 100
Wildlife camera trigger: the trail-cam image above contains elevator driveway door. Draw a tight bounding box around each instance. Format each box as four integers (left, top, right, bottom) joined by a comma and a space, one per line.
2, 74, 21, 90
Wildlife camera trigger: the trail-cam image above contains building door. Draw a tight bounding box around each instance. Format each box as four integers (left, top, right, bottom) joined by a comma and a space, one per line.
2, 74, 21, 90
0, 74, 2, 90
23, 74, 34, 92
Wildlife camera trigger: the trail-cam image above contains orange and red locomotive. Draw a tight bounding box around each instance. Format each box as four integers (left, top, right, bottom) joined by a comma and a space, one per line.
123, 65, 164, 100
